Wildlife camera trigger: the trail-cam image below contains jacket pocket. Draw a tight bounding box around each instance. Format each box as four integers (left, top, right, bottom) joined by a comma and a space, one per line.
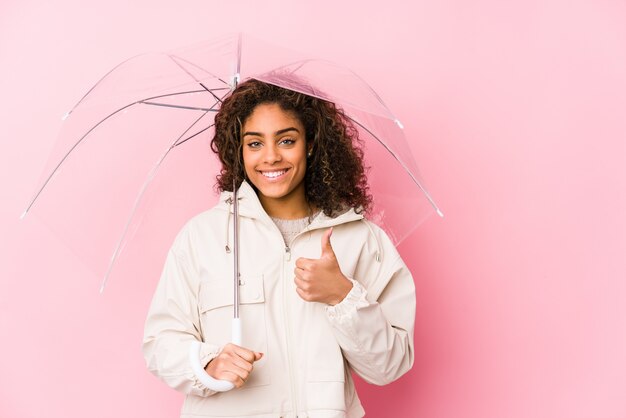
307, 342, 346, 383
199, 275, 266, 311
198, 274, 270, 388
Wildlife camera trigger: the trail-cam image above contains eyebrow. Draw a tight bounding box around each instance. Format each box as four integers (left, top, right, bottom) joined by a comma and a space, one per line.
242, 127, 301, 138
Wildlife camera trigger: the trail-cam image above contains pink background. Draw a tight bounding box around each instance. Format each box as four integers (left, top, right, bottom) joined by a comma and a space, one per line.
1, 1, 625, 417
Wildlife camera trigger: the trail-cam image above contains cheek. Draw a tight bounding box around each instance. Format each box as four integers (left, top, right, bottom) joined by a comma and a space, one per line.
293, 147, 307, 168
242, 150, 255, 174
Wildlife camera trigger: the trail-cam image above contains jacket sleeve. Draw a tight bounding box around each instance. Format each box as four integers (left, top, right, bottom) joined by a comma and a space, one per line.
325, 231, 416, 386
142, 226, 221, 397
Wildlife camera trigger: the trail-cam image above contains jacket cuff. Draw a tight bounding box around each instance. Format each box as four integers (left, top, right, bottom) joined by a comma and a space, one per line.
326, 279, 369, 319
199, 343, 222, 369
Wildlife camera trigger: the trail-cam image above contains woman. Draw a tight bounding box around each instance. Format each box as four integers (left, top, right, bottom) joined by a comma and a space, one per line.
143, 78, 416, 418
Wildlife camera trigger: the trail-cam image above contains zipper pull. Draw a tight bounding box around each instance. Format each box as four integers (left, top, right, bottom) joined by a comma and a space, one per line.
284, 246, 291, 261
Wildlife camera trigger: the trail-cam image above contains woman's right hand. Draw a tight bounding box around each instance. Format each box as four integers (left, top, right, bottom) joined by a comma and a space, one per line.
204, 343, 264, 388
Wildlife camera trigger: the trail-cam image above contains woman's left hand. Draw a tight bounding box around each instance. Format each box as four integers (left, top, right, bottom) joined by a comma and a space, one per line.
294, 228, 353, 306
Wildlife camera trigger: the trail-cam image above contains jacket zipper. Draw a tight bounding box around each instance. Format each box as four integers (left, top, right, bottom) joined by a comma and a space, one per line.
282, 244, 300, 417
263, 217, 301, 417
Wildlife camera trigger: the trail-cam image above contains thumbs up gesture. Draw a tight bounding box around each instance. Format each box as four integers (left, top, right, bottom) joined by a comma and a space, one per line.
294, 228, 353, 306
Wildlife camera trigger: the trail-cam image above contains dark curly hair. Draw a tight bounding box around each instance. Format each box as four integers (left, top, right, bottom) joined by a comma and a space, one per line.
210, 76, 371, 217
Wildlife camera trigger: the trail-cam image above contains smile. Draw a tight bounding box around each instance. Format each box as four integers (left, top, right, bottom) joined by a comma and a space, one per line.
260, 169, 288, 179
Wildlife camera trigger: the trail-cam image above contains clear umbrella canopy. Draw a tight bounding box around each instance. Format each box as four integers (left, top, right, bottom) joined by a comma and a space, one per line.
23, 33, 442, 291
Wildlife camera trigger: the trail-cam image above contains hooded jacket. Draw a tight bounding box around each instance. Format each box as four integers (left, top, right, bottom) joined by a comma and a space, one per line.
143, 181, 416, 418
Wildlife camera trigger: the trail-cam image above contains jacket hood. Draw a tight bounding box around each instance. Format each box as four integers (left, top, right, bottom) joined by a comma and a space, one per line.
215, 180, 365, 229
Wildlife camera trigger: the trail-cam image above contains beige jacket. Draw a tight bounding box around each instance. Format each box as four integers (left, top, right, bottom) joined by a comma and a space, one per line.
143, 181, 416, 418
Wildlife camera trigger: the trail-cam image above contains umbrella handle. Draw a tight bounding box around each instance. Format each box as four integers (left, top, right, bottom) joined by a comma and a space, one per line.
189, 318, 242, 392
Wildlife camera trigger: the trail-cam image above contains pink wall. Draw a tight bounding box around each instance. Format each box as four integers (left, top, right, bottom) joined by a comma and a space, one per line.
2, 0, 625, 417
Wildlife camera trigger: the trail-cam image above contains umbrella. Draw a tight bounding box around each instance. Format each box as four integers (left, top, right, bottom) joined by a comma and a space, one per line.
21, 33, 442, 391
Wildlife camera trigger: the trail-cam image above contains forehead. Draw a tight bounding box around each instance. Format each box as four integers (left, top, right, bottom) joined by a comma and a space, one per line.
243, 103, 303, 129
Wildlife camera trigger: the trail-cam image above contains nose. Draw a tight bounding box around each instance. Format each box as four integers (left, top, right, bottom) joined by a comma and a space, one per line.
262, 142, 281, 164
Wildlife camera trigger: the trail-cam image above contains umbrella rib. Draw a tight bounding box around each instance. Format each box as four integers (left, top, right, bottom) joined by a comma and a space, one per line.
139, 87, 229, 111
140, 101, 217, 112
167, 54, 231, 90
167, 54, 205, 83
62, 53, 229, 119
62, 47, 231, 120
172, 87, 230, 147
346, 115, 444, 218
22, 88, 223, 218
100, 110, 212, 292
140, 89, 215, 102
23, 101, 139, 217
199, 83, 224, 104
63, 52, 155, 119
172, 123, 214, 148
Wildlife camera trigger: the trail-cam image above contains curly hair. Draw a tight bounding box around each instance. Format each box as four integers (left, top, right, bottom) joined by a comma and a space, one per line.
210, 76, 371, 217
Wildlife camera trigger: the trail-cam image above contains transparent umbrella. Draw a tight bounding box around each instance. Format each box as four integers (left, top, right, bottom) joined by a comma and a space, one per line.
21, 32, 442, 391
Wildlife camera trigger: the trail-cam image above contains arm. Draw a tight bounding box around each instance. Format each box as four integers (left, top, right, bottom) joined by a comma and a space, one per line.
294, 226, 416, 385
325, 255, 415, 385
142, 243, 222, 397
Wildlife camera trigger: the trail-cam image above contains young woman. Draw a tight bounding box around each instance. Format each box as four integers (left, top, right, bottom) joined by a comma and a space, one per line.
143, 78, 416, 418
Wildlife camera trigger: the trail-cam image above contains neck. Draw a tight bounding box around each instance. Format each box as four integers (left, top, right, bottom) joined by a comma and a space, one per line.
258, 187, 310, 220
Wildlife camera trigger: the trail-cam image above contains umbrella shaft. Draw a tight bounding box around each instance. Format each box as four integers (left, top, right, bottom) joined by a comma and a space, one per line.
233, 182, 240, 319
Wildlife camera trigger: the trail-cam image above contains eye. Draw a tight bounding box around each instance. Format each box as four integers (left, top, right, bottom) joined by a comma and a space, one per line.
246, 141, 262, 149
279, 138, 295, 146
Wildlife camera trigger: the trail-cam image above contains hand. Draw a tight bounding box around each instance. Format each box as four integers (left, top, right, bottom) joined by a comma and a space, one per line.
204, 343, 263, 388
294, 227, 353, 305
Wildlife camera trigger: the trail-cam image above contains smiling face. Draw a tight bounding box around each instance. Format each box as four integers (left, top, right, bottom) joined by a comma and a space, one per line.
242, 103, 309, 219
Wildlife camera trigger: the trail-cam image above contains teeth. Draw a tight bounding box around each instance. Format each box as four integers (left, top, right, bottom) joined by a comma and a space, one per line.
261, 170, 286, 178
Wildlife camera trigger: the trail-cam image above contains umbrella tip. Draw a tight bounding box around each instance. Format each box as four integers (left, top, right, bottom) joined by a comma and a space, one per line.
394, 119, 404, 129
19, 209, 28, 220
436, 208, 444, 218
62, 110, 71, 121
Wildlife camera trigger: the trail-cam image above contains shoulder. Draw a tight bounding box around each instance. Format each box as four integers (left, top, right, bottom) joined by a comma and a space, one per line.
329, 212, 403, 268
169, 202, 229, 253
334, 213, 399, 255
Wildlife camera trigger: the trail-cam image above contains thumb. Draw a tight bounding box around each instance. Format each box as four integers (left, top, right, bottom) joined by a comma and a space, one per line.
254, 352, 264, 361
320, 227, 335, 258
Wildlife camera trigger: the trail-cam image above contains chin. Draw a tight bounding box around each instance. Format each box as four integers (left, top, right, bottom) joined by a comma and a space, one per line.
255, 185, 292, 200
